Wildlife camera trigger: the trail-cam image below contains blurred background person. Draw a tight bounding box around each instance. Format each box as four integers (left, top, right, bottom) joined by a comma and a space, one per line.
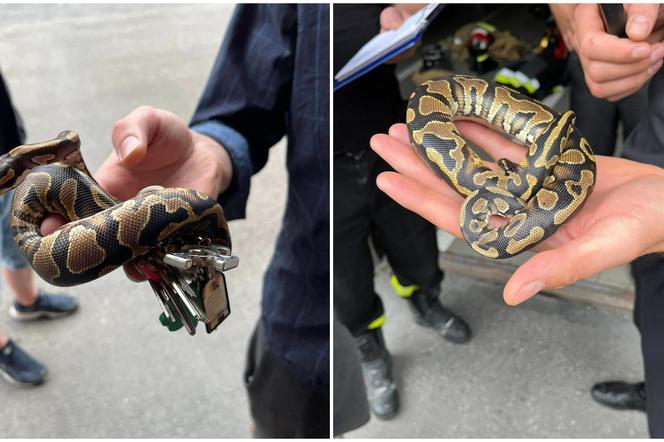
333, 3, 472, 423
0, 72, 78, 386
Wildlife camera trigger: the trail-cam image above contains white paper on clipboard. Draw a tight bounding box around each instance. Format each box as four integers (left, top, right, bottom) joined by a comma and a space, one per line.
334, 4, 443, 90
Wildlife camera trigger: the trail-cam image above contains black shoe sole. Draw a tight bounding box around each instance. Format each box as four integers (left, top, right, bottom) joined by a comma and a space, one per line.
591, 395, 646, 412
592, 400, 646, 412
0, 368, 47, 387
9, 305, 78, 321
414, 316, 472, 344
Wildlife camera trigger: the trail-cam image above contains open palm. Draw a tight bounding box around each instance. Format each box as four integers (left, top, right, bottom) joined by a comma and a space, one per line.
371, 123, 664, 305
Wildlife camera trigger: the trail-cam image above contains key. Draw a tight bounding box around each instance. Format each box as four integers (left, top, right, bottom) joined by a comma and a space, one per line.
137, 259, 198, 335
161, 266, 207, 322
134, 241, 240, 336
164, 244, 236, 333
160, 278, 197, 336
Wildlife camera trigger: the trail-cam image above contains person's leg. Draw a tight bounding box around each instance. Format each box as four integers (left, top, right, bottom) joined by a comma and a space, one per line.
333, 151, 398, 419
3, 267, 37, 306
333, 152, 384, 335
0, 190, 48, 386
333, 318, 370, 436
567, 52, 619, 155
244, 321, 329, 438
617, 81, 648, 141
371, 156, 471, 344
0, 191, 78, 320
630, 254, 664, 437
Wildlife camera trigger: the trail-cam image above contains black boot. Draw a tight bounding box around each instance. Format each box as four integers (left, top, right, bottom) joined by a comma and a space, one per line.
355, 328, 399, 420
408, 288, 472, 344
591, 381, 647, 412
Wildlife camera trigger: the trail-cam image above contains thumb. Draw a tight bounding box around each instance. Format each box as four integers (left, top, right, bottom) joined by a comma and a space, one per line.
111, 106, 160, 167
625, 4, 660, 41
503, 227, 641, 306
380, 7, 404, 32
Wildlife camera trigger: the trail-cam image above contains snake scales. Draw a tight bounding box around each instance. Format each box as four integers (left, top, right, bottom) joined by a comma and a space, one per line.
407, 75, 596, 258
0, 130, 231, 286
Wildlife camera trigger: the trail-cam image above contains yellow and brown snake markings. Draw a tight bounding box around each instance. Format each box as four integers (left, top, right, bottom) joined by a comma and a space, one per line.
407, 75, 596, 258
0, 130, 231, 286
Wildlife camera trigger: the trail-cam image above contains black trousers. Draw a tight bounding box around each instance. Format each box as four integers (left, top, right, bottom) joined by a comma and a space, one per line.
567, 53, 647, 155
333, 318, 370, 436
244, 321, 329, 438
333, 149, 443, 336
631, 255, 664, 437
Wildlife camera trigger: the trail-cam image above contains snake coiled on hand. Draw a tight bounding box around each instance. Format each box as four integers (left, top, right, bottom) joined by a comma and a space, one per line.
0, 130, 231, 286
406, 75, 596, 258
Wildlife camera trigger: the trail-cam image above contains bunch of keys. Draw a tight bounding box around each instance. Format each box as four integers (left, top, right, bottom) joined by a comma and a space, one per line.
135, 241, 239, 335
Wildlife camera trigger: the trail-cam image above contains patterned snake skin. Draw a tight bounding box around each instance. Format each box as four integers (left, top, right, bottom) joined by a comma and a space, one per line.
0, 130, 231, 286
406, 75, 596, 258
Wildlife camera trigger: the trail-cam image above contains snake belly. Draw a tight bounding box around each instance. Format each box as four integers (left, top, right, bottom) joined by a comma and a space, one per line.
406, 75, 596, 259
0, 130, 231, 286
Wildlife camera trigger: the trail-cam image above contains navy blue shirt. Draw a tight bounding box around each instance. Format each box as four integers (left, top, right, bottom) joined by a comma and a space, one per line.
190, 4, 329, 387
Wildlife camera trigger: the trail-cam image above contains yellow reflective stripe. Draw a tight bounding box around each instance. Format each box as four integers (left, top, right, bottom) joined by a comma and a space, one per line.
477, 21, 496, 32
367, 315, 385, 330
476, 53, 490, 62
524, 82, 538, 94
390, 275, 418, 298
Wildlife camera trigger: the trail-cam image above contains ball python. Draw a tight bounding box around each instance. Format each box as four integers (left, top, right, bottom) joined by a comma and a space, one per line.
0, 130, 231, 286
406, 75, 596, 258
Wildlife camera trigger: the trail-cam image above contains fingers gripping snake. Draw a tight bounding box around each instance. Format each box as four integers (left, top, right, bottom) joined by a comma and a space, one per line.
0, 130, 231, 286
406, 75, 596, 258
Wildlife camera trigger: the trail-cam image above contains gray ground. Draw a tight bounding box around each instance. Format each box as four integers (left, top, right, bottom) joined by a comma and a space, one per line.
0, 4, 287, 438
347, 264, 647, 438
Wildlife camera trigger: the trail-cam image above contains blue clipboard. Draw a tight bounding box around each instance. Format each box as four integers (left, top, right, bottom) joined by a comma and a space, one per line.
333, 33, 424, 91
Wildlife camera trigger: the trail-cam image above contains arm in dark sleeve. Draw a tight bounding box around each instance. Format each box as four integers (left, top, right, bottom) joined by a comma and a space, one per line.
622, 70, 664, 168
189, 4, 295, 219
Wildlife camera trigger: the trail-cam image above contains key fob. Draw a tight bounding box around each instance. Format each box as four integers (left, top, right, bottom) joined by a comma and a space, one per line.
202, 272, 231, 334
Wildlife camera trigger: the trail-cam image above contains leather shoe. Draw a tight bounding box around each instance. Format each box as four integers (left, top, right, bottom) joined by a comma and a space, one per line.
591, 381, 646, 412
408, 290, 472, 344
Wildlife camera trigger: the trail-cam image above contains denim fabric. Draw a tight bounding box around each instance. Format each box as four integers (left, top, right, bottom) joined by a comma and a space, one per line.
0, 190, 28, 271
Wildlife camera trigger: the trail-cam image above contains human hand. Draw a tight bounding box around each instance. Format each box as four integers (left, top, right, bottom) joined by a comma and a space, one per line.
96, 106, 232, 201
381, 4, 426, 64
370, 122, 664, 306
549, 4, 578, 52
40, 106, 234, 281
574, 4, 664, 101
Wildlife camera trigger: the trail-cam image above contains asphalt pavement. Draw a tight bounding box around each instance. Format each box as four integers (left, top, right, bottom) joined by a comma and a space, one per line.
347, 263, 647, 438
